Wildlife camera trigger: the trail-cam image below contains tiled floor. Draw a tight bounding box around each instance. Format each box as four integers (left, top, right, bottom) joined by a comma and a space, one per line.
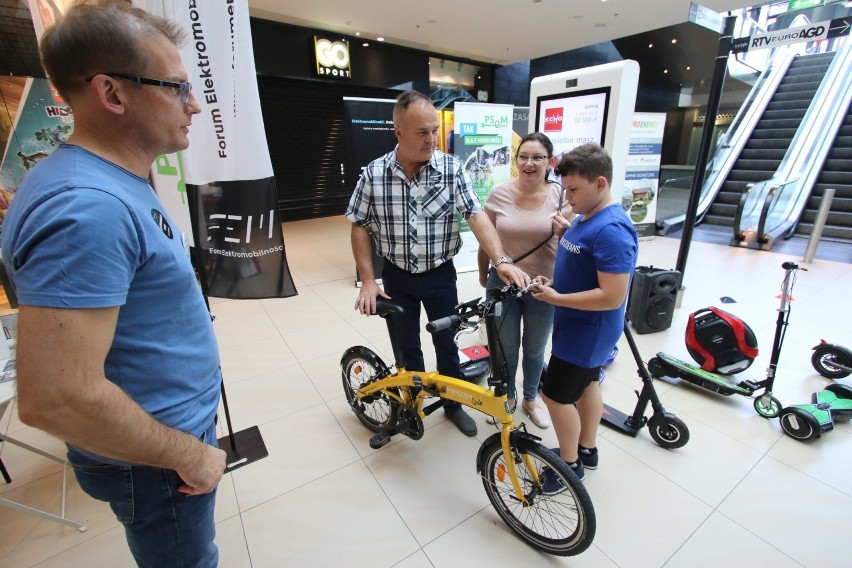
1, 215, 850, 567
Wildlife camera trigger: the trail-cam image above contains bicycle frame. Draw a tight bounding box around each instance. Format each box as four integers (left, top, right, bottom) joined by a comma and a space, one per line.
350, 287, 543, 502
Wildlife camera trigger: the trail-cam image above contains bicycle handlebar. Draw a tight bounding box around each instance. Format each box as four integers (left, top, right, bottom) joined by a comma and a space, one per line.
426, 314, 464, 333
425, 284, 537, 334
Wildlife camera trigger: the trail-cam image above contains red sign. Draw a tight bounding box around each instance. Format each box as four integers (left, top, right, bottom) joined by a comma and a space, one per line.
544, 107, 563, 132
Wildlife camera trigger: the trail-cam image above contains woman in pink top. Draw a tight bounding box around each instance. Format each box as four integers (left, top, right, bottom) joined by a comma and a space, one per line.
477, 133, 574, 428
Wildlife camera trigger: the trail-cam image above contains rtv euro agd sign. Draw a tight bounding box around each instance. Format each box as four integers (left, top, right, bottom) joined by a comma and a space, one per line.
732, 18, 851, 53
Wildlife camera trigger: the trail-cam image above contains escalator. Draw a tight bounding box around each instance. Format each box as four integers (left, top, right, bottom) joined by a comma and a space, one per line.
794, 100, 852, 242
701, 51, 835, 229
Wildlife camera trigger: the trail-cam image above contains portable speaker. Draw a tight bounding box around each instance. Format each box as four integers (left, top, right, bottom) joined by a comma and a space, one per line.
627, 266, 680, 334
685, 307, 758, 374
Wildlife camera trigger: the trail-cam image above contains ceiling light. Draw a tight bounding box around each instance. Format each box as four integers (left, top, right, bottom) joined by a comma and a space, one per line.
362, 42, 369, 47
672, 38, 677, 44
648, 43, 653, 48
686, 66, 691, 71
355, 32, 360, 37
377, 37, 385, 42
664, 69, 668, 74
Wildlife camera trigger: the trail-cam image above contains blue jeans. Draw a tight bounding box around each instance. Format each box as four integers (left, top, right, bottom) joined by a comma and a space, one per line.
487, 269, 554, 401
67, 421, 219, 568
380, 260, 464, 414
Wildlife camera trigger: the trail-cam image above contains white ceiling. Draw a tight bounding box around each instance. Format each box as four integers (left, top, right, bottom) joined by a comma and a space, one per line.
248, 0, 753, 65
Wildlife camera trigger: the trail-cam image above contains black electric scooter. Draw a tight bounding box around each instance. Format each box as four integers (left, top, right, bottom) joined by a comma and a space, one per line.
647, 262, 805, 418
601, 319, 690, 449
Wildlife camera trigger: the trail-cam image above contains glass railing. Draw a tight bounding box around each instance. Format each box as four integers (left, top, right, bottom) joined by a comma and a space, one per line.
749, 41, 852, 249
655, 46, 797, 235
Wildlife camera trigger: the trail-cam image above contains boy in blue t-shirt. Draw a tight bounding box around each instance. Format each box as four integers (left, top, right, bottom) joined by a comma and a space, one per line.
531, 144, 638, 491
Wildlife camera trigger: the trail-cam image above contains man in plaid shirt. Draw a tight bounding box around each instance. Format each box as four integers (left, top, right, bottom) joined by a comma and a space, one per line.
346, 90, 529, 436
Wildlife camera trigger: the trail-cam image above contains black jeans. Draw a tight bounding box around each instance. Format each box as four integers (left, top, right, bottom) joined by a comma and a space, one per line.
380, 259, 464, 413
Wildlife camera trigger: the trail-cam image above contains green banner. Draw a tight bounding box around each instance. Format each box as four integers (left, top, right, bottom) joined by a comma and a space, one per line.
788, 0, 824, 12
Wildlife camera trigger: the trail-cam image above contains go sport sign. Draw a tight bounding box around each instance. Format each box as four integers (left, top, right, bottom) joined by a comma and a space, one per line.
314, 36, 351, 79
731, 18, 851, 53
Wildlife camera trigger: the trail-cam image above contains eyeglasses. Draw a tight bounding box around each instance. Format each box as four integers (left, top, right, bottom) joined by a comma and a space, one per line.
86, 72, 193, 104
517, 154, 549, 164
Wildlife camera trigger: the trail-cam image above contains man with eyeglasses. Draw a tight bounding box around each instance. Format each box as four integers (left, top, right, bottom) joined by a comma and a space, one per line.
0, 2, 225, 566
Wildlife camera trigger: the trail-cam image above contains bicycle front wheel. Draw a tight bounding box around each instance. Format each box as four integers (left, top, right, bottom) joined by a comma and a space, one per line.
477, 434, 595, 556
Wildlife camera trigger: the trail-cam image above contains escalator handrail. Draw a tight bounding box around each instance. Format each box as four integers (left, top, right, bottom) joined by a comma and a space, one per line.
755, 42, 852, 246
693, 46, 797, 224
732, 183, 755, 241
655, 46, 796, 235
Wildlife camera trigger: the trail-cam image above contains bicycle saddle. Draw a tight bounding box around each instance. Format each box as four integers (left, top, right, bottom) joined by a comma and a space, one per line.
375, 299, 404, 317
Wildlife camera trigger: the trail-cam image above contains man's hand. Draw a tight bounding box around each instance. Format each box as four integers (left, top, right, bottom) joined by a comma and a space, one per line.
354, 279, 391, 315
495, 263, 531, 288
176, 442, 227, 496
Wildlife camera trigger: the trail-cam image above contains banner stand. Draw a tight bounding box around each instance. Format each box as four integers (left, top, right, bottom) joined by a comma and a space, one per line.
190, 245, 268, 472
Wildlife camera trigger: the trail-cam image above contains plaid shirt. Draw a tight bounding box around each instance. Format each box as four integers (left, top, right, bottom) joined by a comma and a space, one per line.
346, 146, 482, 273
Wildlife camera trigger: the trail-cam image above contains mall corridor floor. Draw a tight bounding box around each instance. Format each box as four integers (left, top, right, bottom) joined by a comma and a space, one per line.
1, 215, 850, 567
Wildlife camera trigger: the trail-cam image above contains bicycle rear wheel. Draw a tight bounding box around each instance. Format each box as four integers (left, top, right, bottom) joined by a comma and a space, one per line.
477, 434, 595, 556
341, 348, 395, 432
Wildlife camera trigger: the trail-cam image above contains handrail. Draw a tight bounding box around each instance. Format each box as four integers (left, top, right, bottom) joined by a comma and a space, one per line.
757, 183, 783, 243
752, 41, 852, 249
731, 183, 754, 242
655, 45, 796, 235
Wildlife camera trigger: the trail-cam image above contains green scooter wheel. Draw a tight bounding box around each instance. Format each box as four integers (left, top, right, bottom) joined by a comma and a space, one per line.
754, 395, 781, 418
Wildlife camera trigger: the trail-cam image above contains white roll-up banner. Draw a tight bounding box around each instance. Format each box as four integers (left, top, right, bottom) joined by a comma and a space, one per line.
134, 0, 295, 299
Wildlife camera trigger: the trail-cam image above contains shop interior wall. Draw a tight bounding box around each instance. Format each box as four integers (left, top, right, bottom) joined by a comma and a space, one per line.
250, 17, 497, 222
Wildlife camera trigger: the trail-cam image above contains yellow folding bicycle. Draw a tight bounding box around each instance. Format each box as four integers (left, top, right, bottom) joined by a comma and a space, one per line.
341, 285, 595, 556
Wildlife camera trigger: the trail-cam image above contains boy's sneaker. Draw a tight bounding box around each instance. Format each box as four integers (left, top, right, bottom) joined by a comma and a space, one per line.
540, 459, 584, 495
579, 446, 598, 470
568, 458, 585, 481
540, 466, 566, 495
551, 446, 598, 470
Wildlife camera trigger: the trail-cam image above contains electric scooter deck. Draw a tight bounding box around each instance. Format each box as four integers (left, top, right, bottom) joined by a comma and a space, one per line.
649, 352, 758, 396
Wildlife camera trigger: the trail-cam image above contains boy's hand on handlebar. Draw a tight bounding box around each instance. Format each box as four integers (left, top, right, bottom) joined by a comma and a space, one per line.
354, 280, 390, 315
530, 278, 557, 304
496, 263, 531, 288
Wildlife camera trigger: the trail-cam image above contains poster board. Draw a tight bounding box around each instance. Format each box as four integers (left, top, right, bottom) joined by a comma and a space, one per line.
452, 102, 514, 272
528, 60, 640, 197
624, 113, 666, 239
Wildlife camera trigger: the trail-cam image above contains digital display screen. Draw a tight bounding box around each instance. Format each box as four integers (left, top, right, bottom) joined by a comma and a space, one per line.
534, 87, 610, 158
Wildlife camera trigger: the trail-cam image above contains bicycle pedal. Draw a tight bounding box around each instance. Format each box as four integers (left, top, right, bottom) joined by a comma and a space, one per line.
369, 431, 392, 449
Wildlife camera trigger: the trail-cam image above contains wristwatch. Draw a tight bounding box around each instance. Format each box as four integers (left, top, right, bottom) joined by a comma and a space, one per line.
493, 256, 513, 267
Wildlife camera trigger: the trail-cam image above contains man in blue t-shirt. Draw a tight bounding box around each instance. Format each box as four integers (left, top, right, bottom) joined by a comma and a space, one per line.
0, 2, 226, 566
532, 144, 638, 492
